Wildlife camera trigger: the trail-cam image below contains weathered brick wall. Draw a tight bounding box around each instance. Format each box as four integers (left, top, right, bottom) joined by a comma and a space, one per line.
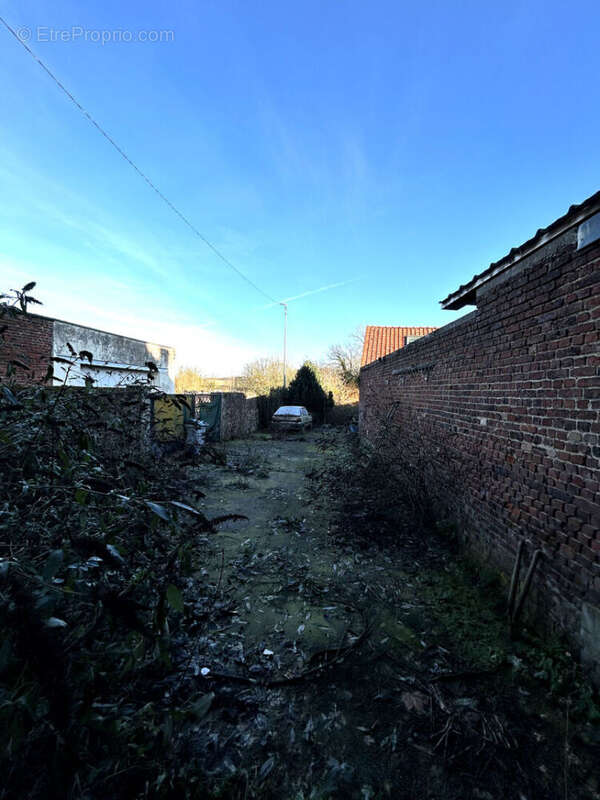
360, 234, 600, 675
0, 312, 53, 383
219, 393, 259, 441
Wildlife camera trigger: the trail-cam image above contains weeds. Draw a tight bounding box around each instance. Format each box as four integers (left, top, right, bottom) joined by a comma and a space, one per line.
0, 286, 242, 799
521, 634, 600, 722
311, 436, 451, 546
3, 287, 599, 800
310, 404, 472, 547
230, 477, 251, 490
311, 423, 600, 734
227, 442, 271, 478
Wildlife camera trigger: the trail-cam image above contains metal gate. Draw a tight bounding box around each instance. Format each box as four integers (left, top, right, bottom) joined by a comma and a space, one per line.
194, 393, 222, 442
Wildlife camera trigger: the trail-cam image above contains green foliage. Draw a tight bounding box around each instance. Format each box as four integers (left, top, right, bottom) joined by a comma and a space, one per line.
0, 285, 240, 798
311, 430, 600, 728
524, 635, 600, 721
286, 362, 331, 417
255, 362, 332, 428
324, 402, 358, 427
256, 386, 288, 429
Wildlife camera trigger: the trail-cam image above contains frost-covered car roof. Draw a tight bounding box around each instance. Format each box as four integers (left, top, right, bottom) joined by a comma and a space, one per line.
273, 406, 308, 416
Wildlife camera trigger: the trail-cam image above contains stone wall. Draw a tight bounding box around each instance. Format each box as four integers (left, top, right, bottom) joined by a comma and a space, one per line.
218, 392, 259, 441
359, 230, 600, 679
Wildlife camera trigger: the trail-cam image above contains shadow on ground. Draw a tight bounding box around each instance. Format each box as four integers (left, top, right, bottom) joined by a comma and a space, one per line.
180, 430, 599, 800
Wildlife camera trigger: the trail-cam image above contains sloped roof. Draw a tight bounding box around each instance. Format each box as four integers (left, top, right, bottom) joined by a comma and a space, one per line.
440, 189, 600, 310
361, 326, 437, 366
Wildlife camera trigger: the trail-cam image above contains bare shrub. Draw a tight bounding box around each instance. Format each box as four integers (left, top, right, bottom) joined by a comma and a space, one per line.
312, 399, 472, 542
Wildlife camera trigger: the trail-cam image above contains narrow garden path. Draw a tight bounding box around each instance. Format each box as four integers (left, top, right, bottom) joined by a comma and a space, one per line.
184, 431, 599, 800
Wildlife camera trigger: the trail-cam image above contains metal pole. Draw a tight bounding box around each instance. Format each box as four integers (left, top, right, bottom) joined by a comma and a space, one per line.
281, 302, 287, 388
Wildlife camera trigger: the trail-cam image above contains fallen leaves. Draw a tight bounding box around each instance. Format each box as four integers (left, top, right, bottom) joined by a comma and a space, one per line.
400, 690, 429, 714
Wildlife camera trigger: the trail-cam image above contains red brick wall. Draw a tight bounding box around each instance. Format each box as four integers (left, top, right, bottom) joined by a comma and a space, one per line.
360, 234, 600, 662
0, 313, 53, 383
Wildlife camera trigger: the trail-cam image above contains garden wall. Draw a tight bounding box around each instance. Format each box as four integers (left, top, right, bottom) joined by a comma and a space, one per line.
0, 313, 53, 383
219, 392, 259, 441
359, 224, 600, 679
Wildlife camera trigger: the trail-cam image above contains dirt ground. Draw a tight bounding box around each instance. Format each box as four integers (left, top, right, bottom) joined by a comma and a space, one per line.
180, 430, 599, 799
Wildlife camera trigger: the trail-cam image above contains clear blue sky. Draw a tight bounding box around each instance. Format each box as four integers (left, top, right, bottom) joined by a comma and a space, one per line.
1, 0, 599, 373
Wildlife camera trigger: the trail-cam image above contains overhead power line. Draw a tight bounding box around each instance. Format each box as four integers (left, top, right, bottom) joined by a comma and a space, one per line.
0, 15, 277, 304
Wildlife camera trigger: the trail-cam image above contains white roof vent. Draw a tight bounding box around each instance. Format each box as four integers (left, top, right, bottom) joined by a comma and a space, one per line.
577, 211, 600, 249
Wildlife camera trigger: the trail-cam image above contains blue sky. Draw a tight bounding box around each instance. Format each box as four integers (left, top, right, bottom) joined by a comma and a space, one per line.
1, 0, 599, 373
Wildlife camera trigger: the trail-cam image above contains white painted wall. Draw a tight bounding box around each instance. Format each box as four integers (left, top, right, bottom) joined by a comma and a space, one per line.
52, 320, 175, 392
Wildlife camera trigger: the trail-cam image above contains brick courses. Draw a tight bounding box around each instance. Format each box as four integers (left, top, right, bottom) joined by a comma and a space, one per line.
360, 227, 600, 670
0, 312, 53, 383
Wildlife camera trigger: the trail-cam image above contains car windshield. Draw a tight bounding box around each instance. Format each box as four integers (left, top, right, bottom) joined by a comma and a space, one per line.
274, 406, 305, 416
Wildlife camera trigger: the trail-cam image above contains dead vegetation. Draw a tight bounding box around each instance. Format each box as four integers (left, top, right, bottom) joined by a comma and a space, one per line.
309, 407, 470, 543
1, 289, 250, 799
2, 291, 599, 799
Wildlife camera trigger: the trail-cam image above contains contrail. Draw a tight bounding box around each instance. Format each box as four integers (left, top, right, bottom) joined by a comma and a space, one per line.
259, 278, 360, 310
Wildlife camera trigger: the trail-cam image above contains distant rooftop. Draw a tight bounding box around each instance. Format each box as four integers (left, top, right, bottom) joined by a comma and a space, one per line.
361, 326, 437, 367
440, 189, 600, 310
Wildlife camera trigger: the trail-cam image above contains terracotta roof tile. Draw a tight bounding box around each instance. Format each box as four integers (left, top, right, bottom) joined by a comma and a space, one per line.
361, 326, 437, 366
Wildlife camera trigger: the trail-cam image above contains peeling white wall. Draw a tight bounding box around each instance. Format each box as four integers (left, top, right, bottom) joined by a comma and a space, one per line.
52, 320, 175, 392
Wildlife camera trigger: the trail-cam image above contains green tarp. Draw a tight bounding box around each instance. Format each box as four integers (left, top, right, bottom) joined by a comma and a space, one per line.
195, 394, 222, 442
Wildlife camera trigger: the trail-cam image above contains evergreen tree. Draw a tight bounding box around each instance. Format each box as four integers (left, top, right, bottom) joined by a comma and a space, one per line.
285, 362, 330, 415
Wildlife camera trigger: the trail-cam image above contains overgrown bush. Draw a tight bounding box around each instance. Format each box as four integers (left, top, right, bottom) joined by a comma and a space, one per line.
310, 403, 471, 542
256, 386, 288, 429
324, 402, 358, 427
0, 287, 240, 799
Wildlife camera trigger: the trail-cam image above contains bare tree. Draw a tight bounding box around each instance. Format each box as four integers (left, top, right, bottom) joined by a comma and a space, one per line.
327, 326, 365, 389
317, 364, 358, 405
175, 367, 218, 393
241, 357, 294, 397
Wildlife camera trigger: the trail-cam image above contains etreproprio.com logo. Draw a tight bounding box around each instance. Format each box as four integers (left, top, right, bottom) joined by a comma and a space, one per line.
17, 26, 175, 45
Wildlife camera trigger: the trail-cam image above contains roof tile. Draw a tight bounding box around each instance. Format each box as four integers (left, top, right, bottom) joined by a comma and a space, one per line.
361, 325, 437, 366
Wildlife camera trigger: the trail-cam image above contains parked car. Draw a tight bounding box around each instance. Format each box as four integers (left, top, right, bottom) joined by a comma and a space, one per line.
271, 405, 313, 432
